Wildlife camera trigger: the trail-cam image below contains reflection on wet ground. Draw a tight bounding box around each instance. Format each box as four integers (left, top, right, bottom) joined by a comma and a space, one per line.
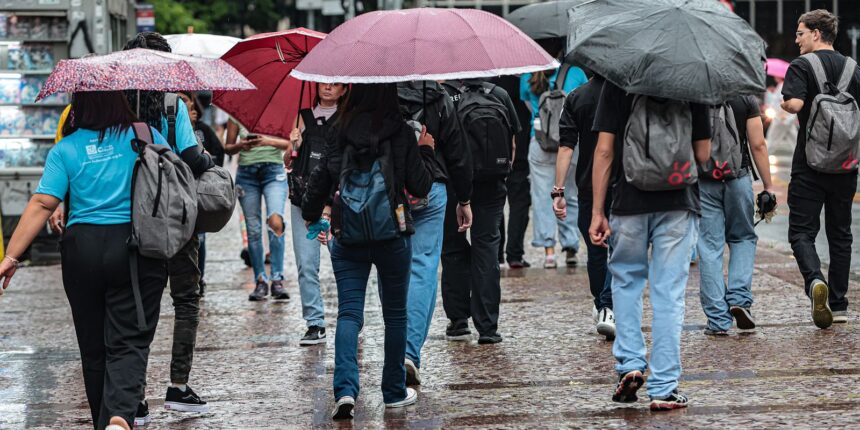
2, 210, 859, 429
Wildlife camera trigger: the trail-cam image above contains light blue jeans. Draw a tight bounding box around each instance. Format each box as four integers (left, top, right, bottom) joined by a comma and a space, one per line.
405, 182, 447, 368
527, 137, 579, 251
609, 210, 697, 398
696, 175, 757, 331
290, 204, 325, 328
236, 163, 288, 283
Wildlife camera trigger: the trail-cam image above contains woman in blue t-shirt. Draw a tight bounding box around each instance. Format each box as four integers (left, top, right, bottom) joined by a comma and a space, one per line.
520, 59, 587, 269
0, 91, 169, 430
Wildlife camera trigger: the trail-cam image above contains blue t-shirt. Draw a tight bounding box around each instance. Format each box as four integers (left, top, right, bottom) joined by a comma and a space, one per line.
160, 101, 197, 153
520, 66, 588, 136
35, 126, 168, 226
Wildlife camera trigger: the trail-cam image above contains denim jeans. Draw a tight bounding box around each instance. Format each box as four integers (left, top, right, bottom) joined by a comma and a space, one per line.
527, 137, 579, 251
405, 182, 447, 368
330, 236, 412, 404
290, 204, 325, 327
609, 210, 697, 398
697, 175, 757, 331
236, 163, 288, 283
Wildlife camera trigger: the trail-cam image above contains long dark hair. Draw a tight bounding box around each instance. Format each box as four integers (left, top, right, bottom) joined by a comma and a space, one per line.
529, 38, 565, 95
123, 32, 172, 130
178, 91, 204, 123
62, 91, 137, 141
335, 83, 400, 130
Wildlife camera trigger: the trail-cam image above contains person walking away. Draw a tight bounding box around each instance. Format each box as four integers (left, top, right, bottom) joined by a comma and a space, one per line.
286, 82, 348, 346
697, 95, 776, 335
302, 83, 436, 419
224, 118, 293, 301
397, 80, 473, 384
177, 91, 224, 298
520, 43, 588, 269
590, 81, 711, 411
0, 91, 171, 430
122, 32, 217, 421
781, 9, 860, 329
555, 74, 614, 339
440, 78, 521, 344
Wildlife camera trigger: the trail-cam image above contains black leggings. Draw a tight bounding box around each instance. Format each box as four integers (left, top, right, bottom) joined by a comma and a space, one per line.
61, 223, 167, 429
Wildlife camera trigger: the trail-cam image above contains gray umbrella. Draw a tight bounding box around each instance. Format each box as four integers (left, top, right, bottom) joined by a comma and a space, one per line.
506, 0, 586, 40
565, 0, 766, 104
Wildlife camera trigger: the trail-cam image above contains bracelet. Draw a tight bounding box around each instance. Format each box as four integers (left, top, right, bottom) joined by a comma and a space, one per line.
550, 190, 564, 199
552, 185, 565, 191
4, 255, 19, 266
458, 201, 470, 206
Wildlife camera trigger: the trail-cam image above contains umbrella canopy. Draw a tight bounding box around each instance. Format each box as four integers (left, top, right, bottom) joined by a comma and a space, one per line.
164, 33, 241, 59
291, 8, 558, 84
212, 28, 326, 139
565, 0, 766, 104
36, 48, 255, 102
506, 0, 585, 40
766, 58, 790, 79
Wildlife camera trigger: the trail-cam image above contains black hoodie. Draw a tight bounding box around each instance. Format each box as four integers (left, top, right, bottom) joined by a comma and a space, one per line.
301, 110, 436, 236
397, 81, 473, 202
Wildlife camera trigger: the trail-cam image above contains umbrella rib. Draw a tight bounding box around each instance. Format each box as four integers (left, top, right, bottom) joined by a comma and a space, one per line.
250, 68, 297, 133
680, 12, 715, 101
449, 11, 498, 72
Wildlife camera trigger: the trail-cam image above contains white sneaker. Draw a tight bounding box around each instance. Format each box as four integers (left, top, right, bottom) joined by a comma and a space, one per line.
385, 387, 418, 408
596, 308, 616, 339
832, 310, 848, 324
331, 396, 355, 420
544, 254, 557, 269
404, 358, 421, 385
592, 305, 599, 324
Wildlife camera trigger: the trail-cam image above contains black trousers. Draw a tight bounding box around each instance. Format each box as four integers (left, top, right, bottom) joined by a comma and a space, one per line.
787, 170, 857, 311
441, 179, 507, 336
167, 235, 202, 384
577, 195, 613, 310
61, 224, 167, 429
503, 165, 531, 262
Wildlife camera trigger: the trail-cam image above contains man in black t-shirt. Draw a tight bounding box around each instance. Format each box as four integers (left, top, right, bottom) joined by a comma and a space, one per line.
781, 9, 860, 329
696, 95, 775, 335
555, 75, 614, 340
590, 81, 711, 411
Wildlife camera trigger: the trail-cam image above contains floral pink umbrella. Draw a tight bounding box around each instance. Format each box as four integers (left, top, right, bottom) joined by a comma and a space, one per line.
291, 8, 559, 83
36, 48, 255, 102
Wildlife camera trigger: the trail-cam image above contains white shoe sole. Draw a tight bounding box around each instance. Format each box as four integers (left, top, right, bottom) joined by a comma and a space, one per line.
597, 322, 616, 338
299, 337, 327, 346
385, 388, 418, 408
106, 425, 127, 430
133, 415, 150, 427
446, 334, 471, 341
164, 402, 210, 413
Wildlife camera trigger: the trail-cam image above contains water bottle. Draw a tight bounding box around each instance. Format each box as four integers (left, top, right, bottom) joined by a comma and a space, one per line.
306, 218, 331, 240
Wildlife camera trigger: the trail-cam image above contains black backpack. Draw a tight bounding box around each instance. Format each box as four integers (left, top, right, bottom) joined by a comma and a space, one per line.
453, 83, 513, 180
289, 108, 333, 207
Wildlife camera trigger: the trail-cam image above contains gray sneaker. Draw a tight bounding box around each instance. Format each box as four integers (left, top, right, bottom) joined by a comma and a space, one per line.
810, 279, 833, 329
249, 280, 268, 301
832, 310, 848, 324
404, 358, 421, 386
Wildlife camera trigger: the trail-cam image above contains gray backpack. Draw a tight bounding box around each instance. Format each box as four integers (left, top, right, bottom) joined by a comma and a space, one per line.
164, 93, 236, 233
802, 53, 860, 173
129, 122, 198, 259
623, 95, 697, 191
701, 103, 743, 181
535, 64, 571, 152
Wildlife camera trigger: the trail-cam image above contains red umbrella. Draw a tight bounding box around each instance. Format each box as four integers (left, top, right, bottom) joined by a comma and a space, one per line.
35, 48, 255, 102
291, 8, 558, 83
212, 28, 326, 139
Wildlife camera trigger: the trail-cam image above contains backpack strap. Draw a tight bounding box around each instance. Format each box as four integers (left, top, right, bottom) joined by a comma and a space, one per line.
163, 93, 179, 151
802, 53, 829, 94
128, 120, 153, 332
131, 122, 154, 153
837, 57, 858, 92
300, 108, 318, 132
555, 63, 572, 91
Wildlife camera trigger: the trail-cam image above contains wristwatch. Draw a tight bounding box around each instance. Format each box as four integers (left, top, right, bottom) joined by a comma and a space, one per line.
550, 190, 564, 199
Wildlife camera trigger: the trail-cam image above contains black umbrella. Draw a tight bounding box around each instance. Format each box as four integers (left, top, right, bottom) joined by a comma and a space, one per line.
565, 0, 766, 104
506, 0, 586, 40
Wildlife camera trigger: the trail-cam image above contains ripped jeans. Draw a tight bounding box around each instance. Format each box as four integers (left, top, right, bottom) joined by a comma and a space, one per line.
236, 162, 288, 283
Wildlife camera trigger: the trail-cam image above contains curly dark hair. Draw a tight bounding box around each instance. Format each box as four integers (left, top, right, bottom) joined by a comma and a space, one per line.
799, 9, 839, 44
123, 32, 172, 130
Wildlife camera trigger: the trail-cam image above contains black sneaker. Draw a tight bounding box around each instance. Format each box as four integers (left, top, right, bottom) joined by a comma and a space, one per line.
729, 306, 755, 330
299, 326, 326, 346
703, 328, 729, 336
271, 280, 289, 300
477, 333, 503, 344
164, 385, 209, 413
134, 400, 151, 427
331, 396, 355, 420
507, 259, 531, 269
612, 370, 644, 403
446, 320, 471, 341
563, 248, 577, 266
249, 280, 268, 301
650, 390, 688, 411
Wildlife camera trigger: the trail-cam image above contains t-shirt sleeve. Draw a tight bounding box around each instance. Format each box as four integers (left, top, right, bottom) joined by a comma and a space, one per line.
558, 91, 579, 149
173, 103, 199, 153
592, 81, 626, 134
519, 74, 531, 101
563, 67, 588, 93
151, 127, 168, 146
500, 90, 522, 134
782, 59, 809, 101
743, 95, 760, 119
34, 144, 69, 200
690, 103, 712, 141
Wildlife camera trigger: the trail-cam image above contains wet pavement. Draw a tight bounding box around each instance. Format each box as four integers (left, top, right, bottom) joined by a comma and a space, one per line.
2, 194, 860, 429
